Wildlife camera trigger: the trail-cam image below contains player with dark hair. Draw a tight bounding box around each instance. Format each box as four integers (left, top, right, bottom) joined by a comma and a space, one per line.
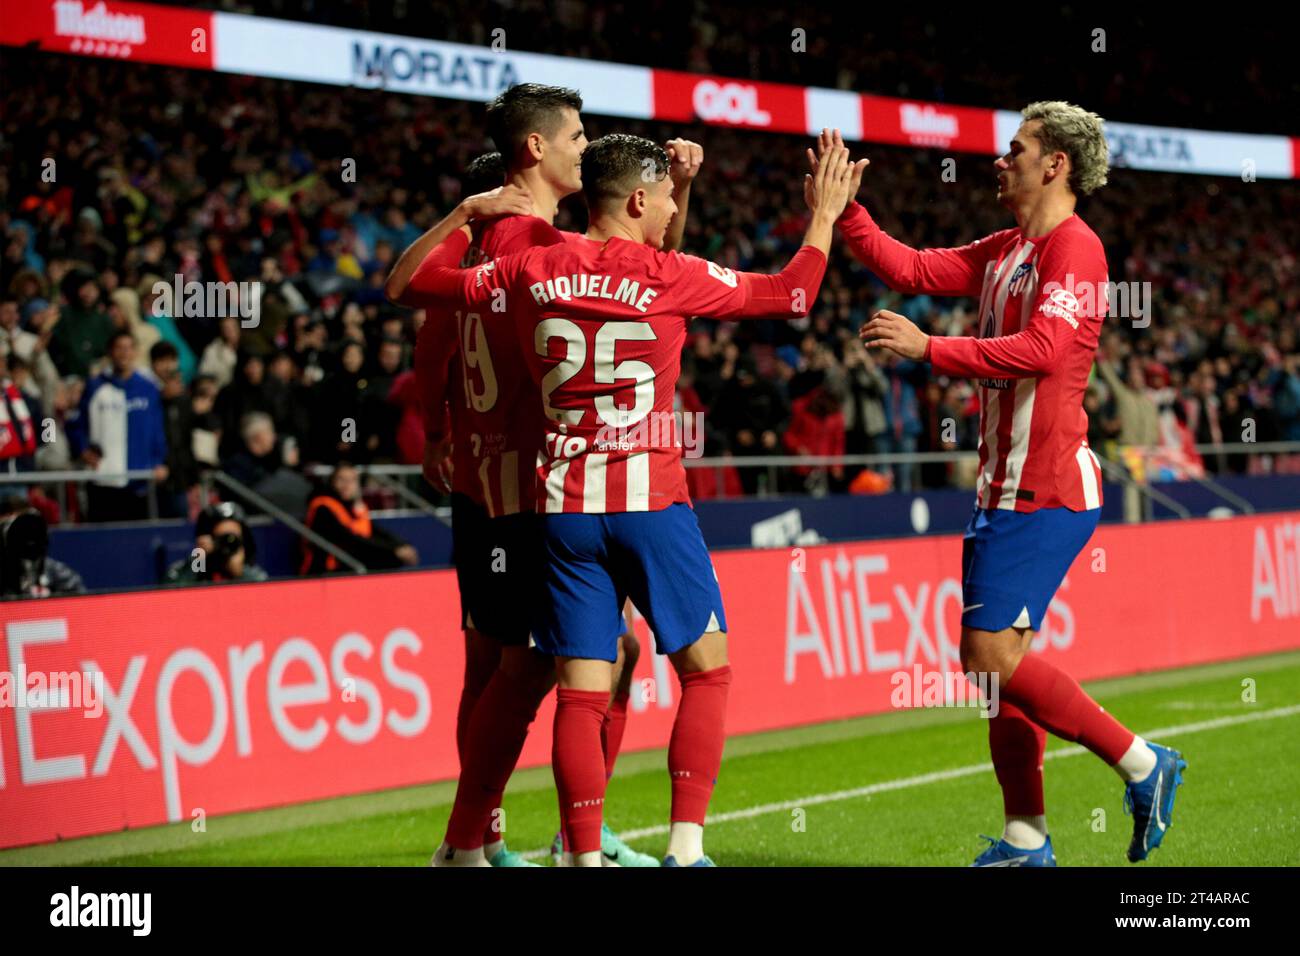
404, 132, 862, 866
823, 103, 1187, 866
484, 82, 585, 165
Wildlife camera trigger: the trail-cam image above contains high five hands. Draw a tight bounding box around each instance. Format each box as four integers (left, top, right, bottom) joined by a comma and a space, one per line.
804, 129, 869, 218
805, 128, 869, 214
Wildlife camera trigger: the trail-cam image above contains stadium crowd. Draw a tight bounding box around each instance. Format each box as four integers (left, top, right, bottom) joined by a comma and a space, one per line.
1, 46, 1298, 525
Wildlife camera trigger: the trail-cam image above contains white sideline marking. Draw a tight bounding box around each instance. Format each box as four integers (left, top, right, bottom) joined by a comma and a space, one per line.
520, 703, 1300, 859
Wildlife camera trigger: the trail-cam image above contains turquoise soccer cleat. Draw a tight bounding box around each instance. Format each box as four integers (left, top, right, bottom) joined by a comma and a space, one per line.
601, 823, 660, 867
486, 842, 540, 867
663, 854, 715, 867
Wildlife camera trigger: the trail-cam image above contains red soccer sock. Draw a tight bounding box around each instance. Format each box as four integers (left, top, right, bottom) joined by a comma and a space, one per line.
988, 699, 1047, 816
553, 688, 610, 856
668, 665, 732, 824
1003, 655, 1134, 765
601, 692, 630, 781
455, 684, 483, 770
444, 668, 543, 850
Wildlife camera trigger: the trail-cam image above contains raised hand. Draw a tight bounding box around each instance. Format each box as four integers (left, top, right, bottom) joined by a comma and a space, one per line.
805, 131, 862, 219
806, 128, 869, 209
665, 138, 705, 188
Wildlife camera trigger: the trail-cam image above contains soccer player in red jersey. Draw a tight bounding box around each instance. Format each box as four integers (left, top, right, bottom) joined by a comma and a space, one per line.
822, 104, 1187, 865
387, 85, 702, 866
405, 133, 862, 865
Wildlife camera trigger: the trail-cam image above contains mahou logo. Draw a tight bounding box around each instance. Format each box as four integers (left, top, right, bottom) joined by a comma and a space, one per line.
54, 1, 146, 55
899, 103, 959, 146
692, 80, 772, 126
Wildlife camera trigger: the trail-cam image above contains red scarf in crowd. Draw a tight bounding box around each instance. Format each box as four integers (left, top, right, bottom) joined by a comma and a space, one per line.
0, 379, 37, 461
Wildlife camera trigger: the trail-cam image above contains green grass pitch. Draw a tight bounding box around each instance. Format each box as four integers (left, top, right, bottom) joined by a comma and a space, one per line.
4, 651, 1299, 867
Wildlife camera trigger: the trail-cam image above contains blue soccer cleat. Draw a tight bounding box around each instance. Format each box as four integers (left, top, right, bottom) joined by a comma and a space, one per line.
971, 834, 1057, 867
1123, 742, 1187, 863
663, 854, 716, 867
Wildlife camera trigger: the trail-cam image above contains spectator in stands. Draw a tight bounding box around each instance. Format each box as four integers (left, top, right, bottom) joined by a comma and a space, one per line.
1273, 355, 1300, 442
1218, 388, 1252, 474
216, 353, 275, 459
189, 375, 222, 469
0, 497, 84, 597
878, 356, 926, 493
111, 286, 160, 377
198, 315, 241, 389
711, 356, 788, 494
301, 462, 418, 574
5, 354, 45, 472
148, 342, 199, 517
919, 379, 961, 489
49, 273, 113, 380
310, 340, 372, 463
224, 411, 310, 516
66, 331, 168, 521
840, 335, 890, 460
291, 315, 330, 387
264, 350, 311, 451
1184, 367, 1225, 467
362, 337, 406, 459
1, 296, 59, 413
164, 500, 268, 585
1095, 350, 1160, 446
783, 384, 846, 494
0, 359, 38, 477
136, 277, 198, 384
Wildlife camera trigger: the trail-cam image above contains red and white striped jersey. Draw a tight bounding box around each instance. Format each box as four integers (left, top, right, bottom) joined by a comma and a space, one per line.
411, 215, 573, 517
409, 226, 827, 514
839, 201, 1107, 512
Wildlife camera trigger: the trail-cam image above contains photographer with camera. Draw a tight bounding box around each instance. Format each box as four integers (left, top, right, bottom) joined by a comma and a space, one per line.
0, 496, 85, 598
164, 500, 269, 585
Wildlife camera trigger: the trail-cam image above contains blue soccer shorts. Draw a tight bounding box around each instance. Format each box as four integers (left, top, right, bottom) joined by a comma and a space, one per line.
535, 502, 728, 662
960, 504, 1100, 633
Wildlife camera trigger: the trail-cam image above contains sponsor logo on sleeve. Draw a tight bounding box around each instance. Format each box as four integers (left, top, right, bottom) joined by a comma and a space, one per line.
706, 261, 738, 288
1040, 288, 1080, 328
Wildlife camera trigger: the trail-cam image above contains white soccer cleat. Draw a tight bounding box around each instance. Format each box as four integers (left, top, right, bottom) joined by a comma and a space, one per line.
429, 841, 490, 867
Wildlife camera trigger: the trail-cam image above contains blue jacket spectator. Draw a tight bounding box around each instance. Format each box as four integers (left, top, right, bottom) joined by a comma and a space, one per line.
67, 331, 168, 521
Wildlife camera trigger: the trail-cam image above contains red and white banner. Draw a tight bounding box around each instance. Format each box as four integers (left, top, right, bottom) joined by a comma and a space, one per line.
3, 1, 1297, 179
0, 0, 214, 69
2, 511, 1298, 849
862, 95, 997, 154
652, 70, 807, 133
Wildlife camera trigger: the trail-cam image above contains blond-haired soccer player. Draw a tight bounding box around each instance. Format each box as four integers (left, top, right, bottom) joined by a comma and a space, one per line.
823, 103, 1186, 865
